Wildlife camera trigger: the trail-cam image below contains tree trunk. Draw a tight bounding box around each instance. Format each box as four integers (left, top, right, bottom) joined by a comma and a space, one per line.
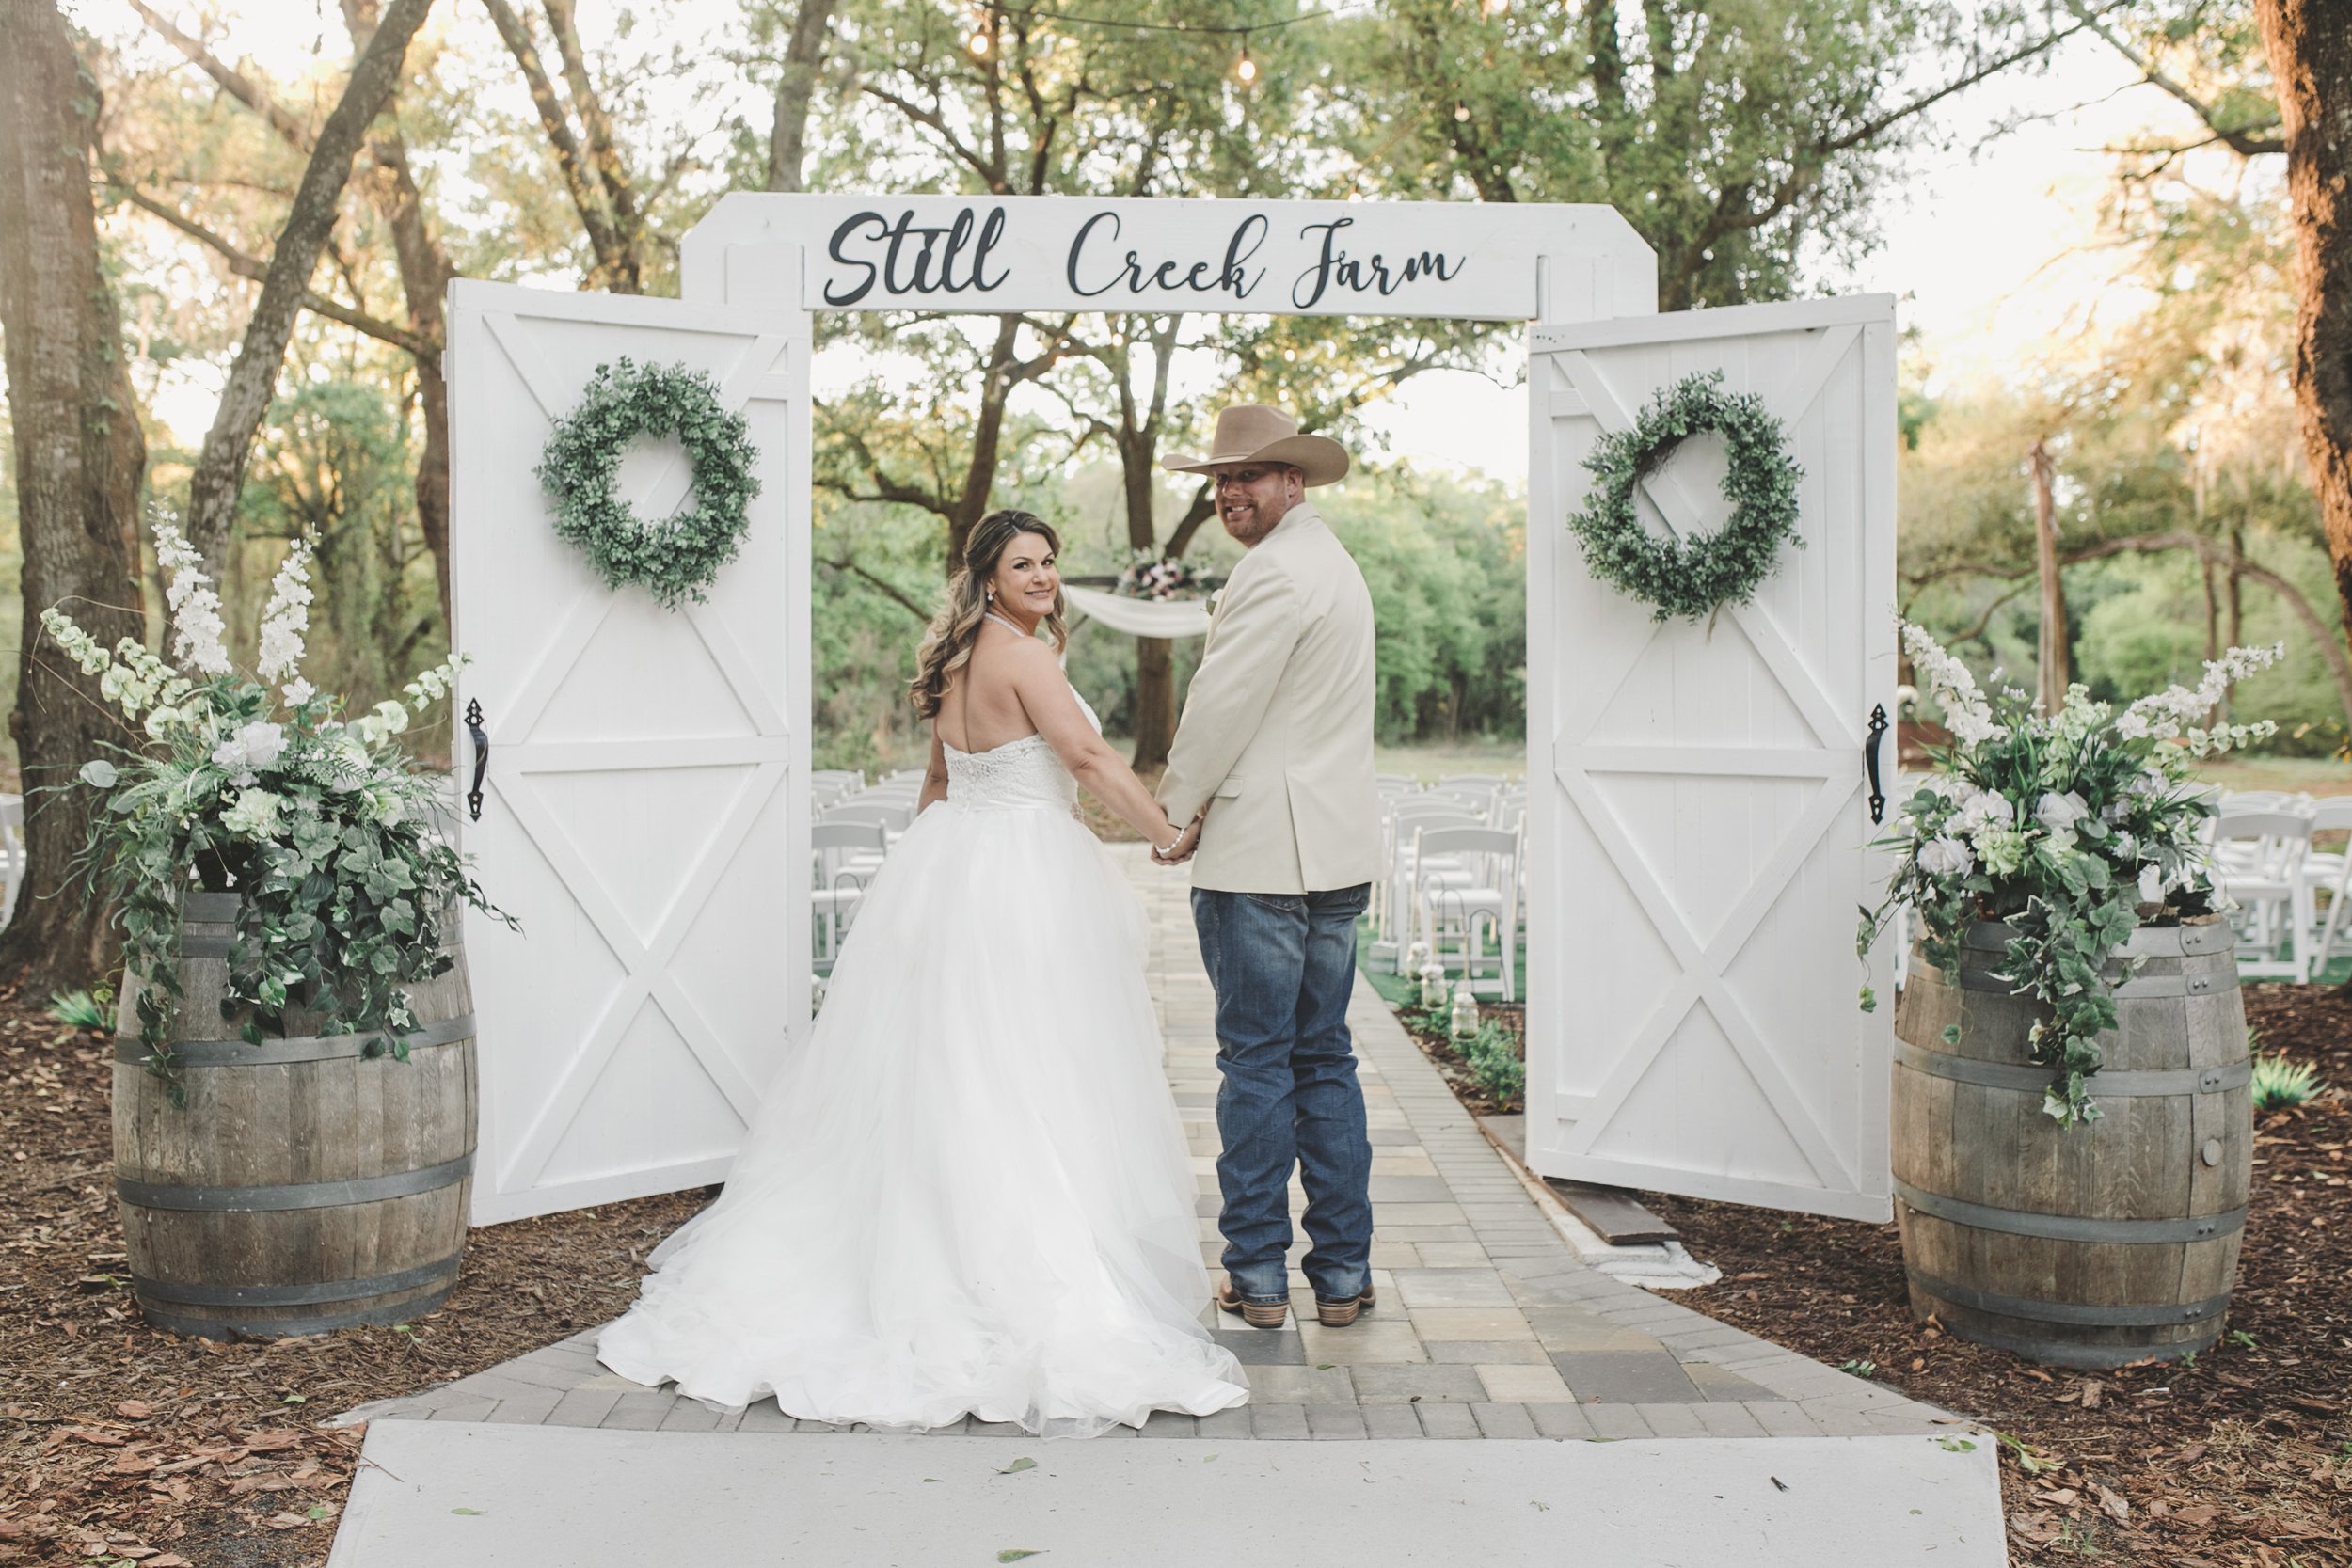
0, 0, 149, 990
2030, 438, 2069, 710
345, 0, 455, 628
2256, 2, 2352, 636
179, 0, 436, 572
2226, 519, 2247, 719
766, 0, 839, 192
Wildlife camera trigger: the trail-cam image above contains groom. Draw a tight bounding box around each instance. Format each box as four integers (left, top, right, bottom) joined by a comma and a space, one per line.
1153, 404, 1382, 1331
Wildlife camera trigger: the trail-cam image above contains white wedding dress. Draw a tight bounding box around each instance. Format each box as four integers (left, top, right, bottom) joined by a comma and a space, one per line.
596, 684, 1248, 1437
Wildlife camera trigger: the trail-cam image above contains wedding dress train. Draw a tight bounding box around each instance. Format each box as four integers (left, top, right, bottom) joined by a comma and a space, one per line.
596, 689, 1248, 1436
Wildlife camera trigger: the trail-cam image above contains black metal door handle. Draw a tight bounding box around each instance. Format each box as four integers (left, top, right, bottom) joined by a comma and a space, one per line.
1865, 703, 1888, 825
466, 699, 489, 822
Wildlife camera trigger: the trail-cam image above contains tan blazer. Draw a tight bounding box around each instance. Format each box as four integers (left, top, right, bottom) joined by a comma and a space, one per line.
1157, 503, 1380, 894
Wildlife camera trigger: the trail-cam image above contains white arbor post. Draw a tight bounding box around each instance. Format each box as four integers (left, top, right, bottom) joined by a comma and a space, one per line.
1524, 295, 1900, 1223
448, 281, 812, 1225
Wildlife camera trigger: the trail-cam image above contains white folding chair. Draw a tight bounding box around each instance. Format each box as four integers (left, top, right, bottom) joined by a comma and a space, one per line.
1413, 825, 1518, 1001
811, 818, 889, 969
2210, 810, 2314, 980
1378, 803, 1485, 972
2297, 796, 2352, 980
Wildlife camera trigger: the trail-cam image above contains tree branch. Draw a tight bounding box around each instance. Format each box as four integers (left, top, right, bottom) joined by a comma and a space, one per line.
2065, 1, 2284, 158
127, 0, 316, 150
107, 180, 433, 356
818, 555, 932, 623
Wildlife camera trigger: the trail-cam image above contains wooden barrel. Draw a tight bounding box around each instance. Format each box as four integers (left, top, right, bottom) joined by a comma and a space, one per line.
112, 893, 475, 1338
1891, 916, 2250, 1369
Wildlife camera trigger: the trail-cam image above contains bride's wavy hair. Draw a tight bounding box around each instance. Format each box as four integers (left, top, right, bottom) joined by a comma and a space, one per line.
908, 510, 1070, 720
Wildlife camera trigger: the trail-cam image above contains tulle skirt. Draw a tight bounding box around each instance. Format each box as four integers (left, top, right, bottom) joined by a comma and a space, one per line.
596, 798, 1248, 1437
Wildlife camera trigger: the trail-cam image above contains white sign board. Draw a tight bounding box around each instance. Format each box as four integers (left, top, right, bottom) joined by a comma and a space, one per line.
682, 194, 1658, 322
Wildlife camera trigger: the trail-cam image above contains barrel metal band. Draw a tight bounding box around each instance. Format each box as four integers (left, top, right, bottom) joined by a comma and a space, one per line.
133, 1257, 459, 1308
1894, 1180, 2243, 1243
116, 1012, 476, 1068
118, 1151, 473, 1212
135, 1282, 457, 1340
1906, 1266, 2233, 1327
1895, 1042, 2251, 1098
1950, 965, 2233, 1000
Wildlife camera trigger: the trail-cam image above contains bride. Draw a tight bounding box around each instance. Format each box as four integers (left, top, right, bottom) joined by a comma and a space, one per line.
596, 509, 1249, 1436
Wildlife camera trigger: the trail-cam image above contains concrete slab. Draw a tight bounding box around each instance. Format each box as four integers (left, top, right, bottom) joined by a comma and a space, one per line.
328, 1422, 2005, 1568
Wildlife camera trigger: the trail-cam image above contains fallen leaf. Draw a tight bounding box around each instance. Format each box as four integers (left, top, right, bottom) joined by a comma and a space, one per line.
2171, 1504, 2217, 1527
997, 1552, 1044, 1563
65, 1428, 126, 1447
2093, 1482, 2129, 1523
242, 1431, 302, 1452
145, 1557, 191, 1567
262, 1513, 310, 1530
996, 1457, 1036, 1476
2081, 1380, 2103, 1410
114, 1401, 151, 1420
2174, 1444, 2209, 1466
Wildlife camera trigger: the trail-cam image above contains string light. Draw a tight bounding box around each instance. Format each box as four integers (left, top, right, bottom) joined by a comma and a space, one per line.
968, 28, 991, 55
1454, 102, 1470, 122
1235, 46, 1257, 84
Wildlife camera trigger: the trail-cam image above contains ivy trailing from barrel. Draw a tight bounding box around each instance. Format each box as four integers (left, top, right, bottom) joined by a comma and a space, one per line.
40, 513, 512, 1102
1858, 624, 2281, 1126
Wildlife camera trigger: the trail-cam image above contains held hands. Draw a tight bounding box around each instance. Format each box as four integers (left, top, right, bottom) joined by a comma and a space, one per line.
1151, 812, 1205, 865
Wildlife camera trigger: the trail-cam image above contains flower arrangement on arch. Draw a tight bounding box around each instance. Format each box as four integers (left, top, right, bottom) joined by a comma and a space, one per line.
39, 511, 511, 1101
1113, 547, 1224, 602
1859, 622, 2282, 1128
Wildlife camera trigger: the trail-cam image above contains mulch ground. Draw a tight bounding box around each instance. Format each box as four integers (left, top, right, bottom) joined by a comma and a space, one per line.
1636, 985, 2351, 1566
8, 965, 2344, 1567
0, 982, 702, 1568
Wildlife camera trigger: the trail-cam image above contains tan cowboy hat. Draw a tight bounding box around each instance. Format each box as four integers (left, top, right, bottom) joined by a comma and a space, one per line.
1163, 404, 1350, 487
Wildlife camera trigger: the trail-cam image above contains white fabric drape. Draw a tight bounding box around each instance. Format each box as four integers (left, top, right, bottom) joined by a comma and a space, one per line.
1061, 583, 1212, 639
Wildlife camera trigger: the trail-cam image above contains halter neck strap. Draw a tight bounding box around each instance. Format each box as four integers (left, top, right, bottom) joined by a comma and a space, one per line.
984, 610, 1028, 636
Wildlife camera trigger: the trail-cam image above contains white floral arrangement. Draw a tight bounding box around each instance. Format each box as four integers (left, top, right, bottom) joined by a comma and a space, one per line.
1860, 623, 2281, 1126
40, 511, 504, 1101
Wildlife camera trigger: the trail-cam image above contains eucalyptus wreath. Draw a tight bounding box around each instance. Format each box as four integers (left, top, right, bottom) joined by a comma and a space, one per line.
1565, 371, 1804, 623
537, 358, 760, 610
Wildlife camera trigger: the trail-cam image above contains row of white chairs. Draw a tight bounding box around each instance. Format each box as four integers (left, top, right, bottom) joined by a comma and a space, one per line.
1369, 774, 1528, 1002
811, 768, 926, 969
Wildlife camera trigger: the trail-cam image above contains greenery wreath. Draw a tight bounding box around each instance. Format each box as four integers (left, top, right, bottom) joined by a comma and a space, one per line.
537, 357, 760, 610
1565, 370, 1804, 624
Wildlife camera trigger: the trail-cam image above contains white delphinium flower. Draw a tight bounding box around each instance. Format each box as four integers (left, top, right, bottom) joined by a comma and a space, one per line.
150, 517, 233, 677
400, 653, 469, 710
257, 540, 316, 695
1899, 623, 2007, 745
2119, 643, 2285, 741
1917, 835, 1975, 877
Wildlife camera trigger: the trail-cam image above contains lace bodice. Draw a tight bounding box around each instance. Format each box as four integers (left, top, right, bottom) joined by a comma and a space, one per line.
944, 685, 1100, 812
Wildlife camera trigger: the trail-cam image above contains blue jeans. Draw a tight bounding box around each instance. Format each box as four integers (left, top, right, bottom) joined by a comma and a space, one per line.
1191, 884, 1374, 1306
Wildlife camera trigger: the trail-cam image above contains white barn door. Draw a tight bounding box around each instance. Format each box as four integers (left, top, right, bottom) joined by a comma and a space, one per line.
447, 281, 811, 1225
1524, 296, 1898, 1223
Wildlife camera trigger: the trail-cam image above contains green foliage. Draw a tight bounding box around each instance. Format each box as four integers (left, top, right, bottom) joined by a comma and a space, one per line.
1458, 1020, 1524, 1110
46, 986, 114, 1033
1863, 625, 2276, 1126
2249, 1052, 2323, 1112
537, 359, 760, 610
1565, 372, 1804, 623
40, 526, 510, 1102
